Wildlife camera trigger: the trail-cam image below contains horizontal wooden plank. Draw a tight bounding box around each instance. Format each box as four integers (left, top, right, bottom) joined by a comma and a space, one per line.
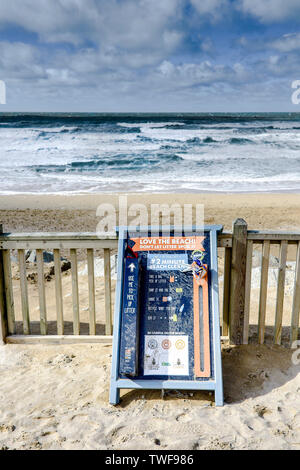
6, 335, 113, 345
0, 240, 118, 250
1, 231, 230, 241
247, 231, 300, 242
4, 228, 300, 249
0, 232, 118, 241
2, 230, 300, 243
2, 238, 230, 249
0, 232, 118, 250
218, 232, 232, 239
0, 233, 232, 250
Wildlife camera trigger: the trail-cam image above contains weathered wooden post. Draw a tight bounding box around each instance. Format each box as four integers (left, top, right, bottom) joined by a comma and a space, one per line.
229, 218, 248, 345
0, 224, 7, 344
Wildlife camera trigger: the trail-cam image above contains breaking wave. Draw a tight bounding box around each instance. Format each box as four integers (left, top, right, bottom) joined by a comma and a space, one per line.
1, 112, 300, 193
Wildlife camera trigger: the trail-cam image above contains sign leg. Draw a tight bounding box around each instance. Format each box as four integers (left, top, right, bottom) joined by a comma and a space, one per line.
215, 386, 224, 407
109, 383, 120, 405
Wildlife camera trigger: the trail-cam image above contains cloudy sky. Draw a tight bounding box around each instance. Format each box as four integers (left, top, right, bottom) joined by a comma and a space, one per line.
1, 0, 300, 112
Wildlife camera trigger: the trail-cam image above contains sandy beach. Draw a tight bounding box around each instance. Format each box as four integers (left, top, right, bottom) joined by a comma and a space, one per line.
2, 192, 300, 232
0, 192, 300, 450
0, 342, 299, 450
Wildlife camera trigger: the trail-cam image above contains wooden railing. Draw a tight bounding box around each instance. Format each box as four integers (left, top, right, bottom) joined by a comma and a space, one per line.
223, 220, 300, 347
0, 227, 117, 344
0, 224, 299, 347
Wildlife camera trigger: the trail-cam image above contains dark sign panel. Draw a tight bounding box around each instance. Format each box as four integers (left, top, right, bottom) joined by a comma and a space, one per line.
110, 227, 224, 406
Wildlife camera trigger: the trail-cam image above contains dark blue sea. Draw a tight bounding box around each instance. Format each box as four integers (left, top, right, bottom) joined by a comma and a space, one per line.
1, 112, 300, 193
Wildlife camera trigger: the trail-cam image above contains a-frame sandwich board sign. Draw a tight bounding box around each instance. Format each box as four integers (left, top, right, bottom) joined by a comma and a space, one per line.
110, 226, 224, 407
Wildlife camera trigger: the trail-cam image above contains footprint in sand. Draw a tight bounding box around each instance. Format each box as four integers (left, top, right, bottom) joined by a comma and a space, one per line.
253, 405, 272, 418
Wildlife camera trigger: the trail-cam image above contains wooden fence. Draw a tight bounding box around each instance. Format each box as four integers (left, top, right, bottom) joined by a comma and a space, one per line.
222, 219, 300, 347
0, 222, 299, 347
0, 226, 118, 345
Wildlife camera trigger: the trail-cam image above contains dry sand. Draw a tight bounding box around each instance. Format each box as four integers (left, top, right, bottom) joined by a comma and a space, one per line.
2, 192, 300, 232
0, 193, 300, 450
0, 343, 299, 450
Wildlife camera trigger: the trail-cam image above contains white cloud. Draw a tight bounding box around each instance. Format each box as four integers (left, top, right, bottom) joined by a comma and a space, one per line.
271, 33, 300, 52
0, 42, 44, 79
0, 0, 186, 70
0, 0, 182, 47
0, 0, 86, 44
156, 59, 249, 87
266, 53, 300, 76
200, 38, 215, 54
238, 0, 300, 23
190, 0, 229, 21
0, 0, 299, 111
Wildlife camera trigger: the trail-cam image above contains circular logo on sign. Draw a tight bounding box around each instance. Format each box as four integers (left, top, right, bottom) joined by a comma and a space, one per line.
161, 339, 171, 350
175, 339, 185, 350
148, 339, 158, 350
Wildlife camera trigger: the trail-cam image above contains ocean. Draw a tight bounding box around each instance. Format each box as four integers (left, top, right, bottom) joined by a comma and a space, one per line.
1, 112, 300, 194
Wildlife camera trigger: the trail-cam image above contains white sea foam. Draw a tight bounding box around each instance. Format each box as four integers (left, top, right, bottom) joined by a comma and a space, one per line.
118, 121, 183, 128
1, 115, 300, 193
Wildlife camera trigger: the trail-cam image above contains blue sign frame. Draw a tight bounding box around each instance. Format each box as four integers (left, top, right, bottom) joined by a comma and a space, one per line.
110, 226, 224, 406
